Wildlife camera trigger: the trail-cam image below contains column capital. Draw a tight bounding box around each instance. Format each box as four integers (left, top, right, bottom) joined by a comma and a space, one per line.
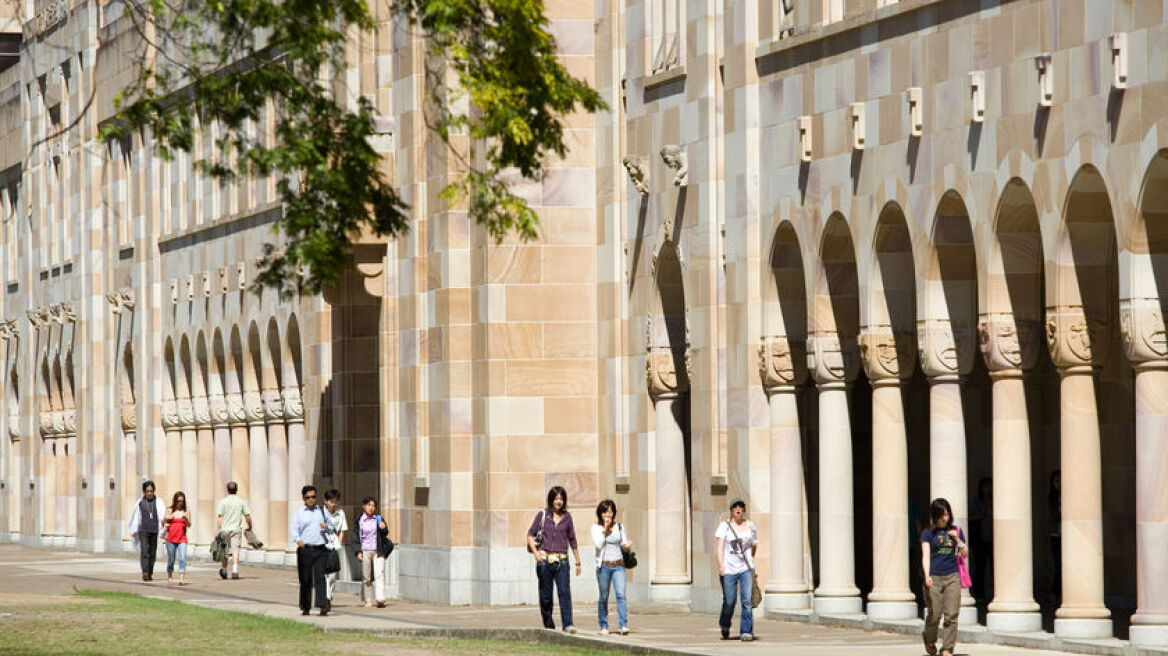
1046, 304, 1109, 369
225, 392, 248, 427
161, 399, 180, 430
1119, 297, 1168, 367
646, 348, 689, 400
859, 324, 915, 382
979, 312, 1042, 372
120, 402, 137, 431
192, 395, 212, 427
243, 390, 265, 426
807, 332, 856, 385
207, 393, 230, 428
176, 397, 196, 429
758, 335, 806, 391
917, 317, 975, 378
262, 389, 285, 422
282, 387, 305, 422
8, 407, 20, 441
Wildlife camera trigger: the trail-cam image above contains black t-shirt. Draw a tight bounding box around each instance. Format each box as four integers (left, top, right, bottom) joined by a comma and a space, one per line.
920, 526, 964, 576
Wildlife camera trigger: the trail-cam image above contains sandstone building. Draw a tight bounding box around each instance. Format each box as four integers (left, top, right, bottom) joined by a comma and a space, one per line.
0, 0, 1166, 649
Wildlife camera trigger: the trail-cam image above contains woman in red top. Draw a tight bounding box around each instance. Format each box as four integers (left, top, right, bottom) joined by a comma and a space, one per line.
164, 491, 191, 586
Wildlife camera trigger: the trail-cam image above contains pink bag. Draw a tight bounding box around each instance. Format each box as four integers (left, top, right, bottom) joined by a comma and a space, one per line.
956, 554, 972, 588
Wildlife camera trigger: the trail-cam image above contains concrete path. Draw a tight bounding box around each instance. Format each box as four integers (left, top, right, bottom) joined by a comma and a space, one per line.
0, 545, 1150, 656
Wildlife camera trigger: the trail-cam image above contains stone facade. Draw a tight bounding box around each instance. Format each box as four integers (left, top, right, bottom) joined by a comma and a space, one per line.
1, 0, 1168, 649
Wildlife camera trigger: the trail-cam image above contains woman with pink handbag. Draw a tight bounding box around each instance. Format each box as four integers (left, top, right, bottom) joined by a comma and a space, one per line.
920, 498, 968, 656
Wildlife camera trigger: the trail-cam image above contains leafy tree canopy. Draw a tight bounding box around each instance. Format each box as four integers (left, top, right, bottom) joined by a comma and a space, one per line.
103, 0, 605, 296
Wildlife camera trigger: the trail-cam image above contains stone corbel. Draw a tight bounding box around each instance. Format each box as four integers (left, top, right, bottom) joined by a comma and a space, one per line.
807, 331, 854, 385
176, 397, 195, 429
207, 393, 229, 428
51, 409, 66, 436
622, 155, 650, 195
0, 318, 15, 341
39, 411, 54, 439
282, 387, 305, 422
161, 399, 180, 430
660, 145, 688, 187
243, 390, 265, 426
7, 410, 20, 440
120, 403, 137, 432
859, 324, 915, 382
646, 347, 690, 399
1045, 304, 1109, 369
105, 288, 136, 314
61, 409, 76, 436
978, 312, 1040, 372
1119, 297, 1168, 366
917, 317, 974, 378
26, 307, 50, 329
225, 392, 247, 426
262, 389, 285, 422
192, 395, 212, 427
758, 335, 802, 390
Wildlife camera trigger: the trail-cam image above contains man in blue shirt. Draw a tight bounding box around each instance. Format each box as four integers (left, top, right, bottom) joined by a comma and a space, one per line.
290, 484, 335, 615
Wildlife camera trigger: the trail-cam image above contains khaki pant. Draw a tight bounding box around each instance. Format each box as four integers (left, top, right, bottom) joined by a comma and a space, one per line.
361, 551, 386, 603
923, 572, 960, 654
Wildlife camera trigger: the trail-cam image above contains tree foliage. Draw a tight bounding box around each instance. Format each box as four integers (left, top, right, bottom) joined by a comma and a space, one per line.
103, 0, 605, 295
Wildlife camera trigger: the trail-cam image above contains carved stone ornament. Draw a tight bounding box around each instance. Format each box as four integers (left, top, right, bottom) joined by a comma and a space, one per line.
243, 390, 265, 424
262, 389, 285, 422
34, 0, 66, 36
1119, 297, 1168, 364
0, 318, 15, 340
977, 312, 1040, 372
192, 395, 212, 426
622, 155, 650, 195
175, 398, 195, 428
226, 392, 247, 425
646, 348, 690, 399
758, 337, 798, 389
807, 332, 850, 384
61, 409, 76, 435
208, 393, 229, 427
105, 289, 136, 314
1046, 305, 1109, 368
120, 403, 137, 432
26, 307, 50, 329
51, 409, 66, 436
917, 318, 975, 377
49, 302, 75, 324
859, 326, 915, 380
660, 145, 688, 187
161, 399, 180, 430
282, 387, 305, 421
39, 411, 54, 438
8, 409, 20, 440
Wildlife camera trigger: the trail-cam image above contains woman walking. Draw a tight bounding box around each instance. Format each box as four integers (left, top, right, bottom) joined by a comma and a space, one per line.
715, 499, 758, 642
350, 496, 393, 608
921, 497, 968, 656
591, 499, 631, 636
163, 491, 191, 586
526, 486, 581, 633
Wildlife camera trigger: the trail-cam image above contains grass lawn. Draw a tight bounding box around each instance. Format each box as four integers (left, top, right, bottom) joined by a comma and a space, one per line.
0, 590, 642, 656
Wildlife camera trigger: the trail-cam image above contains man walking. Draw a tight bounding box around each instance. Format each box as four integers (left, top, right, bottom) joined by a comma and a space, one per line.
215, 481, 252, 580
127, 480, 166, 581
290, 484, 335, 616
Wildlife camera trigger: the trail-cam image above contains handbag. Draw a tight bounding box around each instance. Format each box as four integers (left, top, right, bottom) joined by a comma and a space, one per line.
618, 523, 637, 569
526, 510, 547, 553
375, 514, 395, 557
751, 572, 763, 608
956, 554, 972, 589
210, 533, 226, 562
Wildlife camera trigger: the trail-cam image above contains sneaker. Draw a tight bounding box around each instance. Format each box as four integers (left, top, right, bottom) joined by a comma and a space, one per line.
565, 626, 577, 635
619, 627, 629, 635
376, 601, 386, 608
741, 633, 754, 642
219, 568, 227, 580
231, 572, 239, 580
721, 627, 730, 640
599, 628, 609, 636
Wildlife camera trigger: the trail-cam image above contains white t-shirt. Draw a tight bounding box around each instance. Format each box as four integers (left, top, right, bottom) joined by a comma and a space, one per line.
591, 523, 628, 563
325, 508, 348, 551
715, 520, 757, 575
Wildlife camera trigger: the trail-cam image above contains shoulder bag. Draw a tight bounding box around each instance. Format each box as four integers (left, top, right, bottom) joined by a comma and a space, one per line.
318, 507, 342, 574
526, 510, 547, 553
618, 523, 637, 569
375, 514, 395, 557
726, 520, 762, 607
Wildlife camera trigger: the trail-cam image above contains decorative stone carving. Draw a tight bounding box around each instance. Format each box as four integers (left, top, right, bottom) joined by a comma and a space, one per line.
176, 398, 195, 428
7, 409, 19, 440
0, 318, 16, 341
282, 387, 305, 421
61, 409, 76, 436
34, 0, 66, 35
758, 336, 798, 389
262, 390, 285, 422
49, 303, 75, 324
51, 409, 66, 436
622, 155, 650, 195
192, 395, 212, 427
208, 393, 229, 427
646, 348, 690, 398
859, 325, 915, 380
1119, 297, 1168, 364
105, 288, 136, 314
1046, 305, 1109, 368
218, 267, 229, 293
807, 332, 853, 384
161, 399, 180, 430
225, 392, 247, 426
26, 307, 50, 329
243, 390, 265, 425
120, 403, 137, 431
660, 145, 688, 187
237, 263, 247, 290
917, 318, 974, 377
978, 312, 1041, 372
39, 411, 53, 438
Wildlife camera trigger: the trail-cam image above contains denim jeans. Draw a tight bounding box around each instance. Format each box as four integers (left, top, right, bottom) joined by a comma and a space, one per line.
165, 541, 187, 573
596, 564, 627, 629
719, 569, 753, 636
536, 559, 573, 629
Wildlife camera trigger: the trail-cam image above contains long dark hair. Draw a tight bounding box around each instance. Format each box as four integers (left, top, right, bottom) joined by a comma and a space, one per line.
596, 499, 616, 524
546, 486, 568, 514
929, 497, 954, 530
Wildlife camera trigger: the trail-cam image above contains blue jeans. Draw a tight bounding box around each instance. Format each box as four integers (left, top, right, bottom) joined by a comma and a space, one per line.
719, 570, 753, 636
165, 541, 187, 573
536, 559, 573, 629
596, 565, 627, 629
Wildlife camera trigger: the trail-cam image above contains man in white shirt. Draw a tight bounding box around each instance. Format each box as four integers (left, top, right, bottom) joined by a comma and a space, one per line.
715, 499, 758, 641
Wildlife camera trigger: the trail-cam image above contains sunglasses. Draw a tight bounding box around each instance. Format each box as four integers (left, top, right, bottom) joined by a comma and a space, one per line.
304, 494, 317, 499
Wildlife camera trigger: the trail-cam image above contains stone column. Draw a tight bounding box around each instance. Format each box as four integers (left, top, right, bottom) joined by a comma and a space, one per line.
1121, 298, 1168, 647
264, 388, 287, 556
1046, 305, 1112, 638
284, 386, 306, 565
160, 398, 180, 499
647, 346, 691, 603
244, 389, 268, 558
226, 391, 249, 496
120, 401, 137, 550
860, 325, 916, 620
918, 317, 976, 624
978, 313, 1042, 632
809, 332, 861, 615
193, 394, 215, 549
208, 392, 231, 503
759, 336, 809, 611
177, 395, 198, 507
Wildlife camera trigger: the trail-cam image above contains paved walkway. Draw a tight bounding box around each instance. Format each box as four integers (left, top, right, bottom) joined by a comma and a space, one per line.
0, 545, 1153, 656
